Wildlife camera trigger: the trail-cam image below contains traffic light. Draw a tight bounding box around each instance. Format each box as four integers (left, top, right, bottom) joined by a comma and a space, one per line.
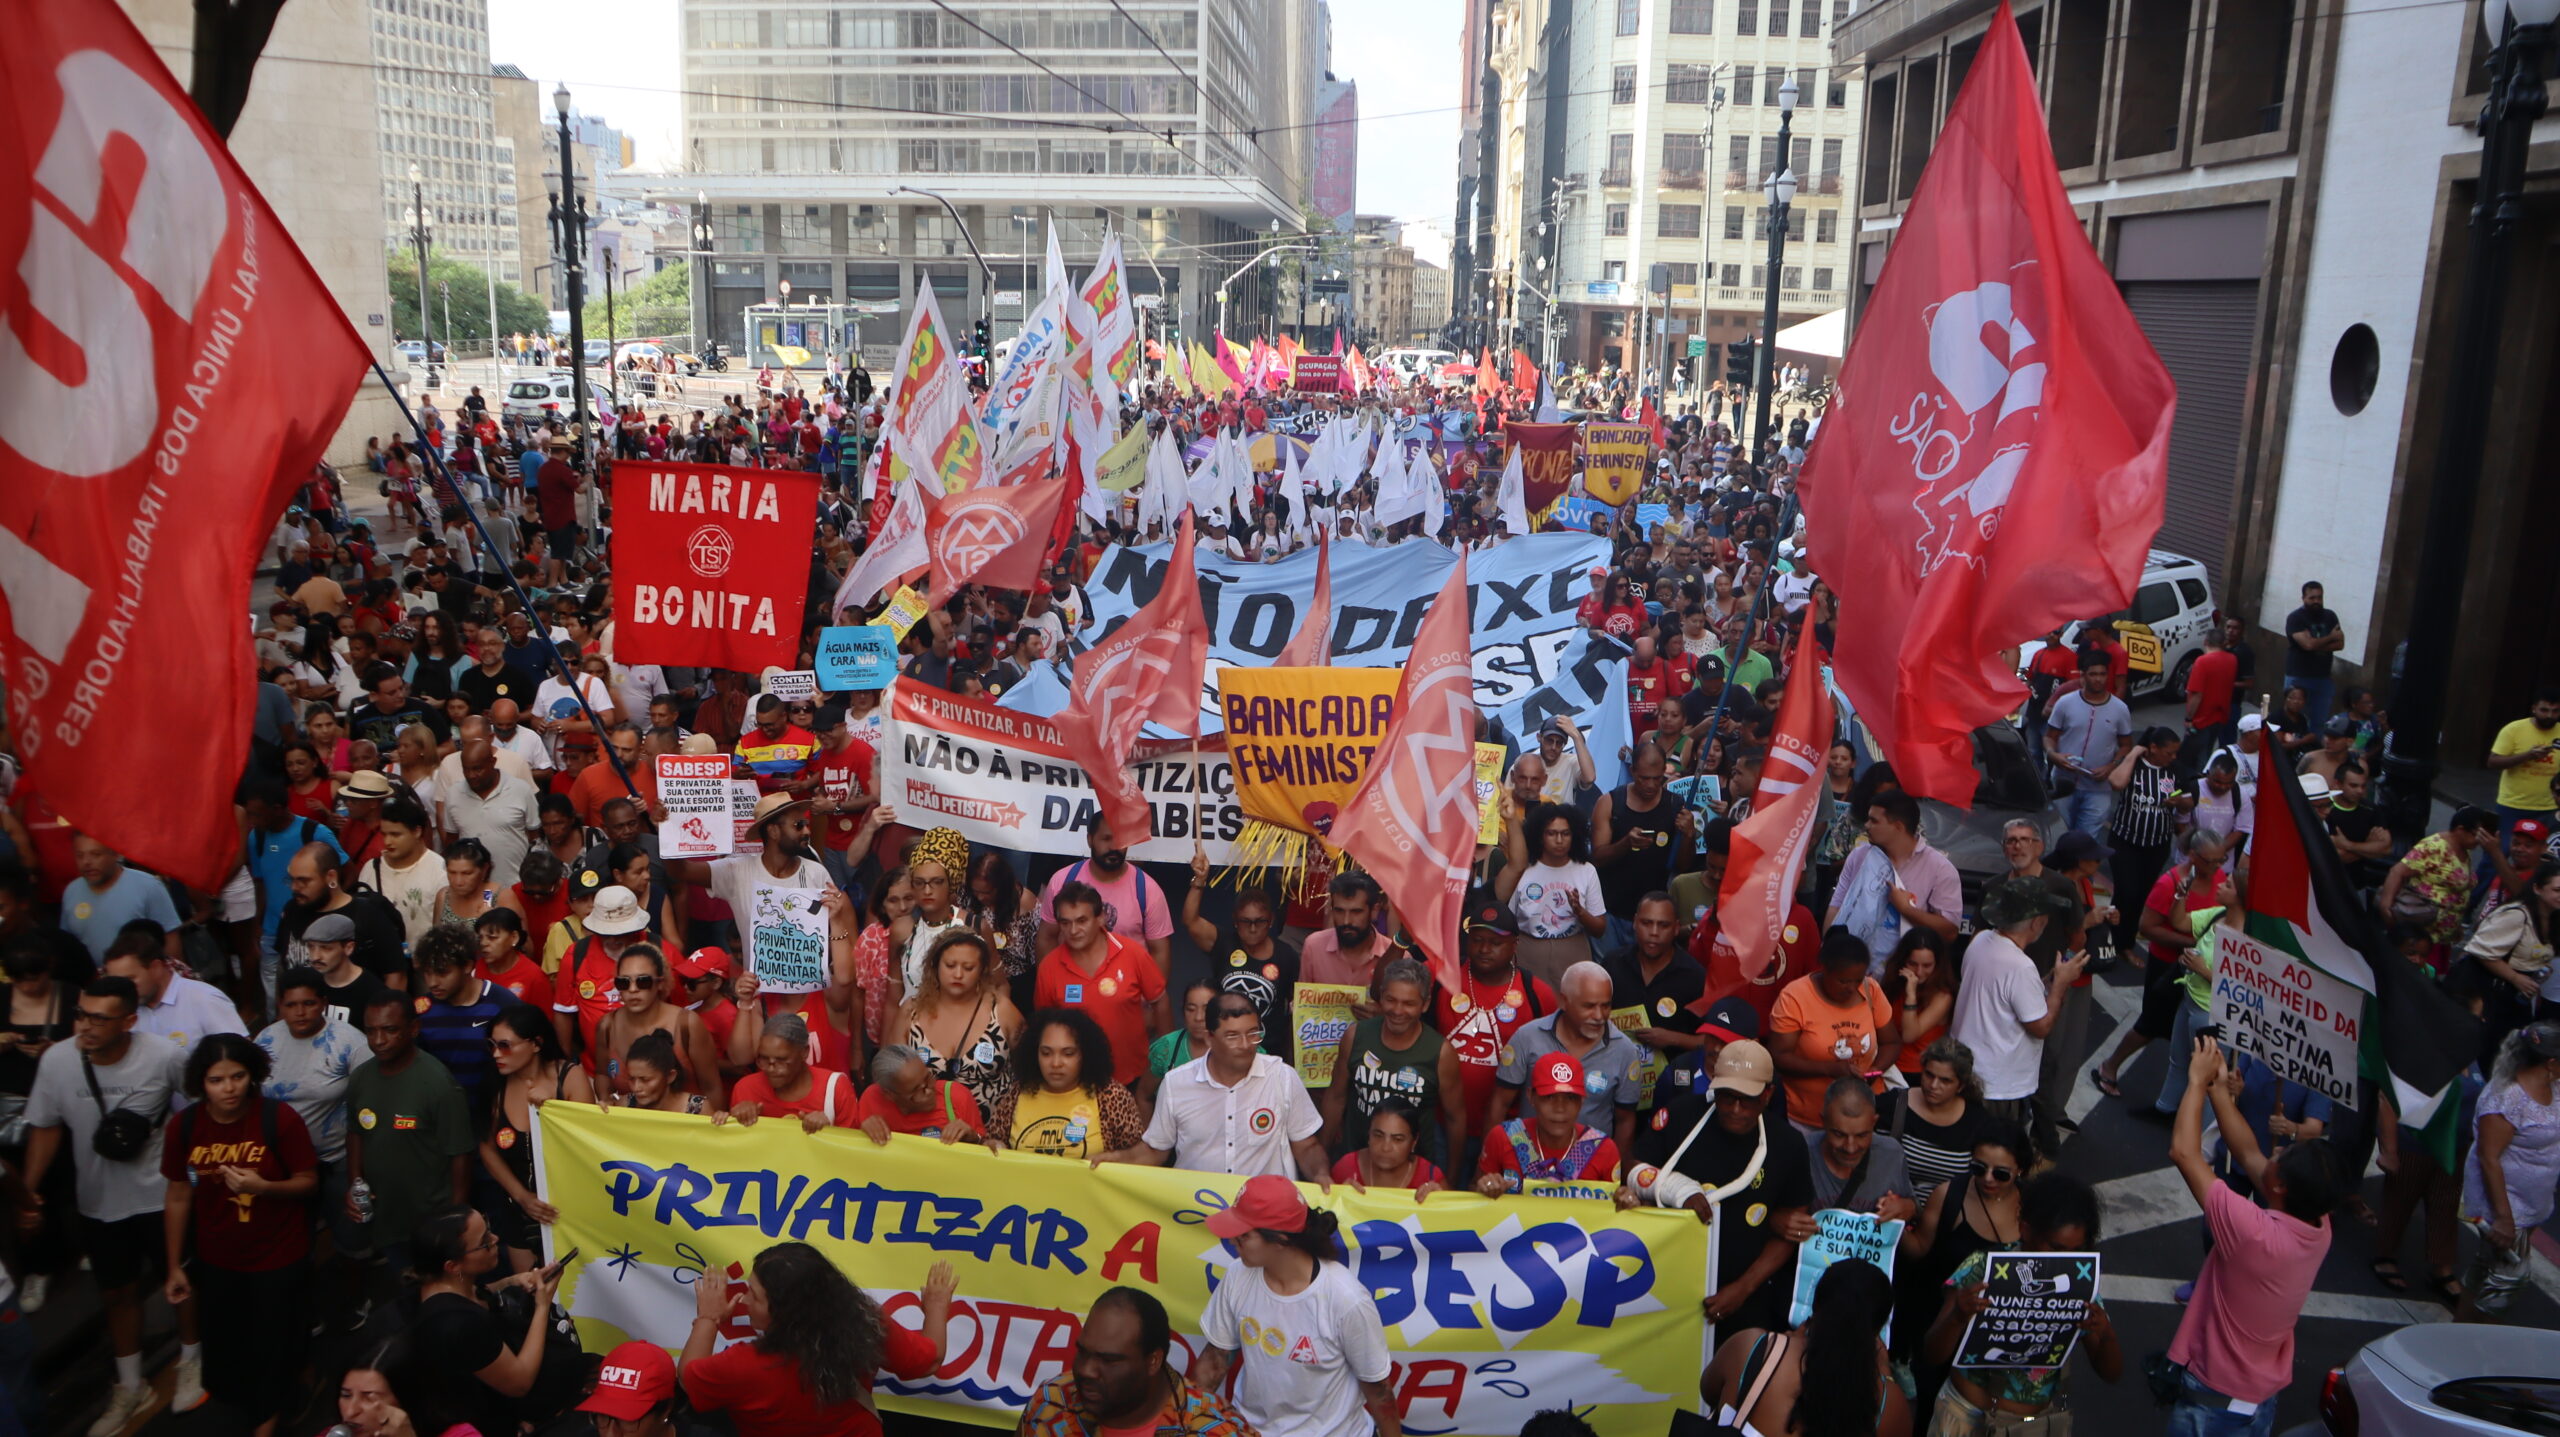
972, 317, 992, 364
1724, 335, 1756, 389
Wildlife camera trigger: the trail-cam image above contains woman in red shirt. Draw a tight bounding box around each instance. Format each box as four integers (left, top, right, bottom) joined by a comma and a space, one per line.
282, 741, 337, 828
680, 1243, 956, 1437
1331, 1102, 1447, 1194
714, 1013, 856, 1132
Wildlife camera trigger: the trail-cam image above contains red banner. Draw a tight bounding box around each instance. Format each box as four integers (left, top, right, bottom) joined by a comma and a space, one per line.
928, 477, 1068, 604
612, 463, 819, 670
1291, 355, 1344, 393
1, 0, 369, 890
1055, 515, 1209, 842
1504, 422, 1580, 523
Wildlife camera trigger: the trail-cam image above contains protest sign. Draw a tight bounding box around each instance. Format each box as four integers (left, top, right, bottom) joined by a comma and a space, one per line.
1635, 502, 1672, 534
1791, 1210, 1906, 1330
1475, 742, 1505, 845
1953, 1251, 2100, 1369
1609, 1008, 1668, 1108
730, 780, 761, 851
745, 884, 829, 994
1666, 774, 1724, 854
537, 1104, 1710, 1433
1217, 667, 1401, 836
612, 464, 819, 670
1294, 983, 1368, 1088
879, 685, 1242, 863
764, 670, 818, 704
1581, 422, 1651, 507
815, 625, 900, 690
653, 756, 735, 860
2209, 929, 2361, 1105
1292, 354, 1344, 393
879, 585, 930, 640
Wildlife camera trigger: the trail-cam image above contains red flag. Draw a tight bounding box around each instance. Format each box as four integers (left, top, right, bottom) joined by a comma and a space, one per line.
1274, 532, 1334, 667
1506, 422, 1580, 522
615, 464, 820, 669
1715, 617, 1836, 982
1054, 515, 1209, 841
1, 2, 368, 890
1512, 349, 1537, 396
1332, 556, 1477, 990
928, 477, 1068, 604
1640, 397, 1667, 451
1798, 2, 2172, 804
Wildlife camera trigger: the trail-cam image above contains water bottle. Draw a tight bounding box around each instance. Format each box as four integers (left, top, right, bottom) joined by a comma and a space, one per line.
349, 1178, 375, 1223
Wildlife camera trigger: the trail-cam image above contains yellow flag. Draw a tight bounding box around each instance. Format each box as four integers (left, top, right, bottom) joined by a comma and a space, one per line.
1191, 340, 1228, 397
1096, 424, 1149, 491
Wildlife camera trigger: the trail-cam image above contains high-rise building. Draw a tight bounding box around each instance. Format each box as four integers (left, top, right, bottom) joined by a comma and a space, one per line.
365, 0, 522, 294
1350, 215, 1417, 346
1464, 0, 1864, 387
666, 0, 1320, 368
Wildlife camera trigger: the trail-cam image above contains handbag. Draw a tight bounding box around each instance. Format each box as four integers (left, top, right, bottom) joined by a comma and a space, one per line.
83, 1054, 161, 1163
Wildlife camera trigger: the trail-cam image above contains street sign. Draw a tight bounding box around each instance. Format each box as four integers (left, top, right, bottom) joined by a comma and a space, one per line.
1687, 337, 1708, 357
1586, 281, 1623, 299
1132, 293, 1165, 308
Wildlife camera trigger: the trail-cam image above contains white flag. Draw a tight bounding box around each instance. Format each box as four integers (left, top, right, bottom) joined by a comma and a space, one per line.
834, 476, 927, 613
1496, 442, 1531, 536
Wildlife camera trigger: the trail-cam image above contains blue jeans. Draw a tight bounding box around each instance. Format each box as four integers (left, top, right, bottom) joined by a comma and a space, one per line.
2062, 786, 2115, 839
2165, 1371, 2277, 1437
2155, 1000, 2208, 1114
2289, 676, 2335, 728
2495, 803, 2556, 839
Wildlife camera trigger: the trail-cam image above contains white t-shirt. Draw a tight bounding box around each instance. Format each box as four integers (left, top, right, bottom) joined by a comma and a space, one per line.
1201, 1259, 1392, 1437
531, 673, 617, 764
611, 663, 669, 729
25, 1033, 189, 1222
1510, 860, 1604, 941
1143, 1053, 1320, 1177
705, 853, 834, 982
257, 1016, 367, 1162
365, 848, 450, 948
1946, 930, 2051, 1102
443, 771, 542, 890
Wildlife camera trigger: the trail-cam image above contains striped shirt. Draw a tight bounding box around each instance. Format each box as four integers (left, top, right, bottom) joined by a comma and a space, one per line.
2110, 758, 2179, 849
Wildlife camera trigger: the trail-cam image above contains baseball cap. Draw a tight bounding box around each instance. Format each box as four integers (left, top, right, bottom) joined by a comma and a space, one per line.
1532, 1051, 1587, 1098
578, 1341, 675, 1420
2322, 713, 2356, 738
304, 913, 357, 945
1204, 1174, 1309, 1239
1588, 566, 1609, 579
1463, 893, 1518, 936
1709, 1039, 1774, 1097
1694, 653, 1727, 681
1694, 994, 1761, 1047
2515, 819, 2550, 847
569, 861, 610, 899
674, 946, 733, 982
2238, 713, 2266, 733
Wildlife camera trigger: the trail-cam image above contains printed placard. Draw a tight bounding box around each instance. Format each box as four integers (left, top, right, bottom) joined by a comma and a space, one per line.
1791, 1210, 1905, 1332
1953, 1251, 2100, 1370
1475, 742, 1506, 846
747, 884, 829, 994
1609, 1007, 1668, 1109
1293, 983, 1368, 1088
879, 585, 930, 640
730, 779, 762, 851
816, 625, 900, 690
2209, 929, 2362, 1106
765, 670, 818, 704
654, 755, 735, 860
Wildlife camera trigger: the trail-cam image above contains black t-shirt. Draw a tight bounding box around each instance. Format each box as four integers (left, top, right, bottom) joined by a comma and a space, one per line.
348, 700, 454, 751
1650, 1104, 1812, 1324
457, 662, 541, 715
1600, 947, 1708, 1044
903, 652, 953, 690
412, 1291, 511, 1437
1209, 932, 1302, 1061
2283, 605, 2340, 679
1682, 683, 1767, 733
316, 970, 398, 1032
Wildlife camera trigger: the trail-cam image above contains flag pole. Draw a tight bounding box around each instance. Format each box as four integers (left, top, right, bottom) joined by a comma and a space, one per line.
369, 363, 642, 803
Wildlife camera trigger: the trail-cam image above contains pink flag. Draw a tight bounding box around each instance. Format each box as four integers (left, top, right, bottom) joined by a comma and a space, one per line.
834, 475, 927, 614
1274, 533, 1334, 667
1054, 515, 1210, 841
1715, 617, 1836, 982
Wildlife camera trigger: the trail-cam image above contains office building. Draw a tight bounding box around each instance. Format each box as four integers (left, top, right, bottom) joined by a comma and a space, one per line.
365, 0, 522, 293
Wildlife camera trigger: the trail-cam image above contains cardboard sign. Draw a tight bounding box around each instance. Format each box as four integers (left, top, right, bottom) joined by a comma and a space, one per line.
765, 670, 818, 703
878, 585, 930, 640
1293, 983, 1369, 1088
1292, 355, 1344, 393
654, 755, 736, 860
1608, 1007, 1668, 1109
815, 626, 900, 690
730, 779, 762, 851
1791, 1210, 1905, 1331
2209, 929, 2362, 1105
1953, 1251, 2100, 1369
746, 884, 829, 994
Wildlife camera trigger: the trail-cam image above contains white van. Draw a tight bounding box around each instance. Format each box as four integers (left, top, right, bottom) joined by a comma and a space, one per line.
2021, 548, 2219, 702
502, 373, 578, 423
1376, 347, 1457, 383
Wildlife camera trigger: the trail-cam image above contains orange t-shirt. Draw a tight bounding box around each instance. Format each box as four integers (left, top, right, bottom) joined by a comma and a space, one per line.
1767, 974, 1894, 1127
1034, 933, 1166, 1086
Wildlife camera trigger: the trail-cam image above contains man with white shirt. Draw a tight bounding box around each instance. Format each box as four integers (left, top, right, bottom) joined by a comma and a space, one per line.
1098, 994, 1328, 1181
442, 739, 542, 890
102, 933, 246, 1053
1947, 877, 2087, 1129
484, 700, 553, 779
434, 714, 537, 794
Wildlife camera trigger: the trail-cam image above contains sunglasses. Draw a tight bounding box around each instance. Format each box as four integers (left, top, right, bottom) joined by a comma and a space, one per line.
613, 975, 659, 991
1972, 1160, 2017, 1183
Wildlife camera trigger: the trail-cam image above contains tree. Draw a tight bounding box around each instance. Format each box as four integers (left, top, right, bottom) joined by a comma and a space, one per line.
386, 249, 549, 350
583, 264, 691, 346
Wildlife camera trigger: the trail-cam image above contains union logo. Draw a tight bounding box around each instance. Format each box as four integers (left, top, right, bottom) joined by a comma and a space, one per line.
937, 495, 1028, 577
686, 525, 735, 578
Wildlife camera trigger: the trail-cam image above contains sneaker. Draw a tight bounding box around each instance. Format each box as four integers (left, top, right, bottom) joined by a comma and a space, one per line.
171, 1356, 207, 1413
87, 1385, 150, 1437
17, 1275, 46, 1314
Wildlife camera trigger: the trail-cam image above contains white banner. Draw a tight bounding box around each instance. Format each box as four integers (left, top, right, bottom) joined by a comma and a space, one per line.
2210, 930, 2362, 1105
654, 755, 735, 859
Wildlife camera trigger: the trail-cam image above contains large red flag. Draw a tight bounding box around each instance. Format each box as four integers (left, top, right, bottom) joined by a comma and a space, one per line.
615, 464, 820, 669
1053, 515, 1209, 842
1, 2, 368, 890
1715, 617, 1835, 982
928, 477, 1068, 604
1273, 532, 1333, 667
1511, 349, 1538, 396
1798, 1, 2172, 804
1333, 556, 1477, 990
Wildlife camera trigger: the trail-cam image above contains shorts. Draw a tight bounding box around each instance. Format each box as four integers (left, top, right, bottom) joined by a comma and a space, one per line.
218, 868, 258, 925
546, 524, 582, 560
80, 1212, 164, 1290
2461, 1219, 2530, 1314
1928, 1385, 2071, 1437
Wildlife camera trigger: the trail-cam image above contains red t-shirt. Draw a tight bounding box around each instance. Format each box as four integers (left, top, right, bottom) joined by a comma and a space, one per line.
854, 1078, 985, 1139
480, 954, 553, 1014
160, 1098, 319, 1271
1576, 596, 1646, 641
1435, 972, 1558, 1128
513, 881, 569, 957
1329, 1151, 1446, 1190
2145, 865, 2228, 967
2186, 649, 2238, 726
815, 740, 879, 852
696, 997, 741, 1061
1626, 660, 1668, 737
554, 936, 625, 1058
1034, 934, 1166, 1086
681, 1325, 938, 1437
1479, 1126, 1620, 1182
728, 1067, 857, 1127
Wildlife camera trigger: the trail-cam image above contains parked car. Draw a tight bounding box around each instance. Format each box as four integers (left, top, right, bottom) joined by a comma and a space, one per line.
2281, 1323, 2560, 1437
2018, 548, 2219, 703
502, 373, 578, 423
395, 339, 446, 364
582, 338, 613, 366
1376, 347, 1458, 383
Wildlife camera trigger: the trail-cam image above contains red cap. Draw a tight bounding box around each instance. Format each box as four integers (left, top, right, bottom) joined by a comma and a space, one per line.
2517, 819, 2551, 845
1204, 1174, 1310, 1239
674, 946, 732, 982
578, 1341, 675, 1420
1531, 1051, 1586, 1098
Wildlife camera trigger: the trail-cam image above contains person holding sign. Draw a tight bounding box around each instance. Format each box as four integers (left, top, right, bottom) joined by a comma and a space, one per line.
1807, 1078, 1917, 1222
1475, 1051, 1622, 1194
1700, 1260, 1908, 1437
1918, 1172, 2120, 1434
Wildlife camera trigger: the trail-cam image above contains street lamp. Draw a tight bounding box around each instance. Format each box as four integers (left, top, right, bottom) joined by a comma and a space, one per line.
691, 189, 717, 360
549, 82, 591, 443
405, 161, 438, 388
2381, 0, 2560, 837
1752, 71, 1801, 460
1698, 76, 1729, 414
893, 185, 1002, 366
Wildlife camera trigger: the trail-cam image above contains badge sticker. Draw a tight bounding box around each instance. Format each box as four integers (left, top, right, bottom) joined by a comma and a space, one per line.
1782, 924, 1800, 944
414, 996, 431, 1013
1450, 993, 1473, 1014
1745, 1201, 1769, 1227
1586, 1072, 1609, 1095
357, 1108, 377, 1130
1229, 951, 1249, 968
1505, 989, 1525, 1008
1656, 997, 1677, 1018
1249, 1107, 1277, 1134
1495, 1005, 1517, 1022
1064, 983, 1085, 1004
579, 980, 597, 999
496, 1127, 517, 1149
393, 1116, 418, 1131
1098, 976, 1119, 997
1261, 964, 1279, 979
1651, 1108, 1670, 1130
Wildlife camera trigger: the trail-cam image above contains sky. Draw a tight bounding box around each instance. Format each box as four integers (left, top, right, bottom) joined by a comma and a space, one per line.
486, 0, 1462, 245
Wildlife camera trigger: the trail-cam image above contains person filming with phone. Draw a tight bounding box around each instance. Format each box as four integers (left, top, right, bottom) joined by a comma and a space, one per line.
402, 1203, 580, 1437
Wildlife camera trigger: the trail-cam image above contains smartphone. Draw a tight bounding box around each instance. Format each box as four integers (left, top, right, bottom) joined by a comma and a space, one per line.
543, 1246, 580, 1278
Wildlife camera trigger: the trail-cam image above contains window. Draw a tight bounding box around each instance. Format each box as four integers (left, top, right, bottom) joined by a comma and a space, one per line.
1606, 203, 1630, 236
1791, 135, 1812, 180
1803, 0, 1823, 33
1664, 133, 1705, 174
1725, 205, 1746, 239
1728, 133, 1751, 182
1733, 66, 1754, 109
779, 204, 829, 245
1604, 260, 1628, 281
1829, 72, 1848, 107
1604, 133, 1634, 186
1669, 0, 1713, 32
1812, 266, 1835, 291
1820, 138, 1844, 193
1667, 64, 1716, 104
1763, 69, 1786, 106
1769, 0, 1788, 36
1737, 0, 1758, 35
1660, 204, 1702, 238
1815, 209, 1837, 243
1786, 208, 1806, 241
1664, 262, 1699, 286
1760, 136, 1780, 175
1782, 266, 1802, 290
1612, 64, 1638, 105
1721, 263, 1741, 287
2133, 583, 2180, 625
1754, 206, 1770, 241
1751, 264, 1765, 287
1617, 0, 1641, 35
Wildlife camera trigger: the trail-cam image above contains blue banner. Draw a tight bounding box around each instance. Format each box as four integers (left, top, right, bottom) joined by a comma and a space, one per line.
1635, 502, 1672, 533
814, 625, 900, 690
1557, 495, 1614, 533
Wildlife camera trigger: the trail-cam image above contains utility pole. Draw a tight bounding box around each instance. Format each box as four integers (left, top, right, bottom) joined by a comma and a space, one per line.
551, 83, 591, 443
1753, 74, 1801, 462
1698, 76, 1728, 414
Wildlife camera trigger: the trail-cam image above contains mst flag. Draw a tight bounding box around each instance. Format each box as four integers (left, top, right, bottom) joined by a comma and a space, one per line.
928, 478, 1067, 605
1333, 556, 1477, 988
1798, 1, 2173, 805
1054, 515, 1209, 843
1, 0, 369, 890
2245, 752, 2483, 1125
1717, 617, 1836, 983
614, 464, 819, 670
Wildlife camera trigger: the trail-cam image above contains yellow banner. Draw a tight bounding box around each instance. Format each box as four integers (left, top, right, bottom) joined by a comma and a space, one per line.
1292, 981, 1368, 1087
536, 1104, 1709, 1434
1582, 422, 1651, 508
1217, 667, 1402, 837
878, 585, 929, 640
1475, 741, 1506, 846
1097, 424, 1150, 491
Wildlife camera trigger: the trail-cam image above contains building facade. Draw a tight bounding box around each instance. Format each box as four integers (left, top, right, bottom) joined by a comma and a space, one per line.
365, 0, 522, 296
1413, 258, 1453, 340
1351, 215, 1418, 346
666, 0, 1320, 368
1833, 0, 2560, 767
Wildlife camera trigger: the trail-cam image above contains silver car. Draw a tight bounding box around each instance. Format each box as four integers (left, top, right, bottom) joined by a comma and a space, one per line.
2283, 1324, 2560, 1437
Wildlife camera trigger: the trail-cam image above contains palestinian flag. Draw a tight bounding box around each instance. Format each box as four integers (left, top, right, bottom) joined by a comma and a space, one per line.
2244, 753, 2484, 1125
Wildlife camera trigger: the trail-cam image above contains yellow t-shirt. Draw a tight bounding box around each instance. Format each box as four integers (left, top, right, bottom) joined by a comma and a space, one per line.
541, 914, 589, 976
1006, 1085, 1106, 1160
2492, 718, 2560, 811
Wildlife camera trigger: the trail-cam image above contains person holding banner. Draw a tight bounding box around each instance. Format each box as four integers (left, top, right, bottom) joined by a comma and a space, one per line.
715, 1014, 857, 1133
986, 1010, 1146, 1161
1623, 1040, 1811, 1331
592, 946, 727, 1112
1918, 1172, 2120, 1436
1319, 957, 1461, 1165
1102, 994, 1327, 1183
1192, 1175, 1398, 1437
1476, 1052, 1622, 1193
679, 1241, 958, 1437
